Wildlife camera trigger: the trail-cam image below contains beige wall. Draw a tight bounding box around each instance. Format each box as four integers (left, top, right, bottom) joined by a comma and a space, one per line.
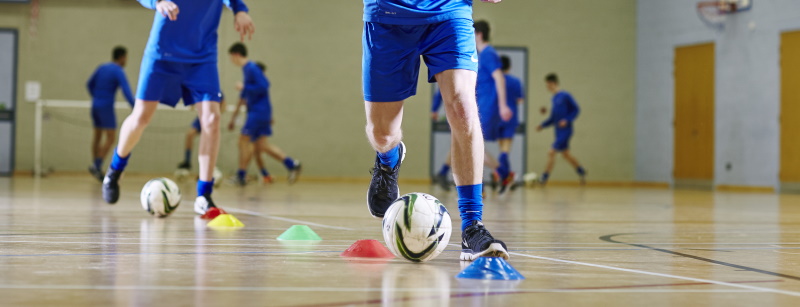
1, 0, 635, 182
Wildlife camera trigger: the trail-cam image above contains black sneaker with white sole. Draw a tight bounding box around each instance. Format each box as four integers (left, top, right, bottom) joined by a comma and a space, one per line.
460, 220, 509, 261
194, 195, 218, 215
102, 168, 122, 204
88, 165, 103, 182
367, 142, 406, 218
288, 160, 302, 185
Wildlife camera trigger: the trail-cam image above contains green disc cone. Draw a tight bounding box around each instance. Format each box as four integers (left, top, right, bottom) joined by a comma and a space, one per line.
277, 225, 322, 241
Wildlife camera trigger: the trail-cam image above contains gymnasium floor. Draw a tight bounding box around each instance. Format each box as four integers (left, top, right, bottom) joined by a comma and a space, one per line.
2, 175, 800, 306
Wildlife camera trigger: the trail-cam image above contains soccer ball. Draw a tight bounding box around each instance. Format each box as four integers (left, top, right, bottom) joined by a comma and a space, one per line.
140, 178, 181, 217
382, 193, 452, 262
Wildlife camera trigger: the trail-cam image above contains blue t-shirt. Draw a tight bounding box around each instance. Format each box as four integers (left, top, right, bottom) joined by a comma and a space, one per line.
504, 74, 524, 124
476, 45, 501, 119
138, 0, 249, 63
240, 61, 272, 123
363, 0, 473, 25
87, 62, 134, 108
541, 91, 580, 130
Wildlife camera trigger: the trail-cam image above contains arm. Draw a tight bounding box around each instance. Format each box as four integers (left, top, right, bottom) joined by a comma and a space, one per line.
116, 69, 135, 107
241, 66, 268, 96
139, 0, 180, 21
224, 0, 254, 41
564, 94, 580, 122
86, 70, 97, 96
228, 98, 246, 131
493, 69, 511, 121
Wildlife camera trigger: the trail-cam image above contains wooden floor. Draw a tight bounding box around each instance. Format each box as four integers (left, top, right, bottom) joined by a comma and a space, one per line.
2, 175, 800, 306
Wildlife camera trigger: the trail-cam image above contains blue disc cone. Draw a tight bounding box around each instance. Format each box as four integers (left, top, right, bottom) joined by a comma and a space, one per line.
456, 257, 525, 280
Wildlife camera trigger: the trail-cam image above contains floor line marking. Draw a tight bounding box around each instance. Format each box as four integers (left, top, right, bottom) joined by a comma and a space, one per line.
224, 207, 355, 231
509, 252, 800, 297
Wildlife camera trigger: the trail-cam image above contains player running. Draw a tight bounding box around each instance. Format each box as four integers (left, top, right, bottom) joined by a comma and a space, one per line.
227, 43, 301, 186
362, 0, 510, 260
86, 46, 134, 182
496, 55, 525, 192
102, 0, 255, 216
537, 73, 587, 185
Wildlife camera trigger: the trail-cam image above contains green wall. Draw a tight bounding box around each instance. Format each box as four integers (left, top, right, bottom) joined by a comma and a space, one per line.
0, 0, 635, 182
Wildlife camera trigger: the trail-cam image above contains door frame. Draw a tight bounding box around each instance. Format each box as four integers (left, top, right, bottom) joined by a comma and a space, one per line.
0, 28, 17, 176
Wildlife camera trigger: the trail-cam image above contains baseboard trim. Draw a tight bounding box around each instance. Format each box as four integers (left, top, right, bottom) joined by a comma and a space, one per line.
716, 185, 775, 193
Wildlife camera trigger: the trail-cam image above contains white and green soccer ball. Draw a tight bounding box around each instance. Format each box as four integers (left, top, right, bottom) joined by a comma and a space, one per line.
140, 178, 181, 217
382, 193, 452, 262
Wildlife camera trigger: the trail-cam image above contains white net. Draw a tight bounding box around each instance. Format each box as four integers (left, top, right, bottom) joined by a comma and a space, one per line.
35, 100, 242, 176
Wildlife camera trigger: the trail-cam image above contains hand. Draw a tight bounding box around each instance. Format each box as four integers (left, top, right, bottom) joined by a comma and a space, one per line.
539, 107, 547, 115
499, 105, 513, 122
431, 112, 439, 121
156, 0, 179, 21
270, 119, 274, 125
235, 81, 244, 91
234, 12, 255, 41
558, 119, 568, 128
481, 0, 502, 3
227, 121, 235, 131
536, 125, 543, 132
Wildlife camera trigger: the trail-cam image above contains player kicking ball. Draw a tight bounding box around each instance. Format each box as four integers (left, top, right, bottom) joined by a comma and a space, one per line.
227, 43, 301, 186
86, 46, 134, 182
102, 0, 255, 216
537, 73, 587, 185
362, 0, 509, 260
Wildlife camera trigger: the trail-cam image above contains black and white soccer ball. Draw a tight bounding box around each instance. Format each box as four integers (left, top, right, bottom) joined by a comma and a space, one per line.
382, 193, 452, 262
140, 178, 181, 217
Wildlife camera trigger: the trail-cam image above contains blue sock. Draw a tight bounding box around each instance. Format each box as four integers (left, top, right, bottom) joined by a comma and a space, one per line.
577, 166, 586, 176
377, 145, 400, 169
93, 158, 103, 170
197, 180, 214, 197
184, 150, 191, 164
457, 184, 483, 231
237, 169, 246, 181
438, 164, 451, 176
499, 152, 510, 175
541, 172, 550, 182
109, 150, 130, 172
282, 157, 296, 169
260, 168, 270, 177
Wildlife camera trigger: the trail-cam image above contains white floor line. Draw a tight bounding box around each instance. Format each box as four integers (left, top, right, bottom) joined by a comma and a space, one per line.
509, 252, 800, 297
224, 207, 355, 231
0, 284, 766, 293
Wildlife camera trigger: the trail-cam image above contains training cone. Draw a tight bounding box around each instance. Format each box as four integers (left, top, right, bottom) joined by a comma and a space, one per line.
207, 214, 245, 229
456, 257, 525, 280
277, 225, 322, 241
340, 240, 395, 258
200, 207, 227, 220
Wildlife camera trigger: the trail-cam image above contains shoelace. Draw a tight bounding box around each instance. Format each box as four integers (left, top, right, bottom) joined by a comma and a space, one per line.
369, 165, 396, 198
466, 225, 494, 244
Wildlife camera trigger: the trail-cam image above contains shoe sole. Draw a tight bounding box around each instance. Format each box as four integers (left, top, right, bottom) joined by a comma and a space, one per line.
459, 243, 510, 261
367, 142, 406, 219
288, 163, 302, 185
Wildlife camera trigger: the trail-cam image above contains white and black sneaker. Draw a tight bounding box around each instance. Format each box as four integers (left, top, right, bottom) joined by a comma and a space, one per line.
88, 165, 104, 182
460, 220, 509, 261
367, 142, 406, 218
287, 160, 302, 185
102, 168, 122, 204
194, 195, 218, 215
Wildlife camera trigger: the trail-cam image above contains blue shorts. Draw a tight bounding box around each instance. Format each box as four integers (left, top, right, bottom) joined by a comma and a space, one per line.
91, 107, 116, 129
480, 115, 499, 142
362, 18, 478, 102
498, 121, 518, 139
553, 129, 573, 151
241, 120, 272, 142
191, 117, 201, 132
136, 57, 222, 107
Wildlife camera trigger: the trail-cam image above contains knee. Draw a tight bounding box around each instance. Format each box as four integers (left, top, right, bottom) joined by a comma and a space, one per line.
366, 122, 400, 146
442, 91, 476, 121
200, 112, 220, 132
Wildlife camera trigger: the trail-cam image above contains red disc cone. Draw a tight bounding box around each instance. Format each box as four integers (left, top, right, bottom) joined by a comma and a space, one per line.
200, 207, 227, 220
341, 240, 395, 258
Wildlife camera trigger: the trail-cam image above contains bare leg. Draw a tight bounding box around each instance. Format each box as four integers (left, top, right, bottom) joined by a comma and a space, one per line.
364, 101, 404, 154
91, 128, 102, 160
498, 138, 512, 153
237, 135, 253, 171
196, 101, 221, 182
561, 149, 582, 168
544, 148, 557, 174
253, 141, 267, 170
185, 129, 197, 151
99, 129, 116, 160
484, 149, 499, 170
436, 69, 481, 186
261, 137, 288, 162
116, 100, 159, 157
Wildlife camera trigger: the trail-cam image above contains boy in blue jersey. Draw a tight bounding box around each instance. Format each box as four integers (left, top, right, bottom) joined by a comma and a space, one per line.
227, 44, 301, 186
362, 0, 509, 260
537, 73, 586, 185
497, 55, 524, 192
102, 0, 255, 216
86, 46, 134, 182
474, 20, 513, 193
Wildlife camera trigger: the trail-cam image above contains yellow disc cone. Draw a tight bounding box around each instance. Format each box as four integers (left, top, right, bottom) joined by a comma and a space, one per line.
207, 214, 245, 229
